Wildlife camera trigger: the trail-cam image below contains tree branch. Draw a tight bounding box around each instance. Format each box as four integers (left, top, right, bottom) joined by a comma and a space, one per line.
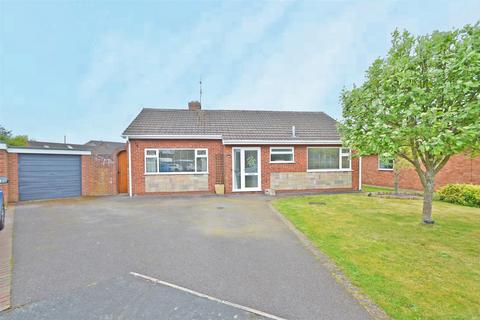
408, 144, 427, 188
434, 155, 451, 174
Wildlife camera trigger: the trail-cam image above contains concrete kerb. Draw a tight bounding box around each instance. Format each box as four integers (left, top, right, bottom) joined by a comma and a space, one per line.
267, 202, 390, 320
0, 205, 14, 312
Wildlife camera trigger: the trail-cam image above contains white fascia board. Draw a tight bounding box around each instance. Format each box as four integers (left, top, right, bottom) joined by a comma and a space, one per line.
123, 134, 222, 140
7, 148, 92, 155
0, 143, 6, 150
222, 140, 342, 145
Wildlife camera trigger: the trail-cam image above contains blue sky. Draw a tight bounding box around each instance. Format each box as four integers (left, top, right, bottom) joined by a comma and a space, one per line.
1, 0, 479, 143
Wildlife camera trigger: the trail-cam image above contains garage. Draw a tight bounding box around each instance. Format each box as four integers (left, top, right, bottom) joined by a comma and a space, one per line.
18, 154, 82, 201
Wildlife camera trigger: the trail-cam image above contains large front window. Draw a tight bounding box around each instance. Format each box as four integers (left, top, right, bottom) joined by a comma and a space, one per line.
307, 147, 351, 171
145, 148, 208, 174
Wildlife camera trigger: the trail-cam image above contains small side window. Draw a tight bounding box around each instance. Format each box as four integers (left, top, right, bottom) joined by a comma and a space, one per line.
270, 147, 294, 163
378, 157, 394, 170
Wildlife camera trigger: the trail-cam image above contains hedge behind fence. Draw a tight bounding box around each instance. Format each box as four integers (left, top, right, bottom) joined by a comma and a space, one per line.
437, 184, 480, 208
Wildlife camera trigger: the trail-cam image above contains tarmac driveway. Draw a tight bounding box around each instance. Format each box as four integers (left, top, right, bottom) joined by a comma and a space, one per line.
4, 195, 371, 320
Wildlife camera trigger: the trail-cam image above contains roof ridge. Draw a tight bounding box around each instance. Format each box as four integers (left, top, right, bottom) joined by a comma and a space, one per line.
141, 107, 328, 114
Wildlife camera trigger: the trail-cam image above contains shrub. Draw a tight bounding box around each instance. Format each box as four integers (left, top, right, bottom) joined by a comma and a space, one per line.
437, 184, 480, 208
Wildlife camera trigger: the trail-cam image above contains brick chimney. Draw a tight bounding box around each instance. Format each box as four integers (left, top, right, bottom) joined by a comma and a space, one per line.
188, 101, 201, 110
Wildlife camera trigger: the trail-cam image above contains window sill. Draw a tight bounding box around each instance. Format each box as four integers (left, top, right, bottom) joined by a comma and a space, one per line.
145, 172, 209, 175
378, 168, 394, 171
269, 161, 295, 164
232, 188, 262, 192
306, 169, 353, 173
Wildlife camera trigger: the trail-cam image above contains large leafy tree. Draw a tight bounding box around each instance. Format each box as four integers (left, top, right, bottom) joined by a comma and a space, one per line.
0, 125, 28, 146
340, 23, 480, 223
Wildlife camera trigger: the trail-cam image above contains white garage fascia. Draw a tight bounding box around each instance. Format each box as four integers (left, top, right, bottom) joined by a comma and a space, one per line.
7, 148, 92, 155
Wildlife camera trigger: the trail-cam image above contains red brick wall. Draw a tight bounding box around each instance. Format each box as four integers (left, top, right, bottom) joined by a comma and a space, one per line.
7, 153, 18, 203
0, 150, 8, 205
362, 154, 480, 191
82, 154, 119, 196
81, 155, 90, 196
130, 141, 360, 195
129, 139, 225, 195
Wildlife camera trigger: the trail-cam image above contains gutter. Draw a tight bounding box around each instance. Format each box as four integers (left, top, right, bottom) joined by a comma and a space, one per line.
122, 135, 222, 140
359, 156, 362, 191
122, 135, 342, 146
222, 139, 342, 145
128, 138, 133, 197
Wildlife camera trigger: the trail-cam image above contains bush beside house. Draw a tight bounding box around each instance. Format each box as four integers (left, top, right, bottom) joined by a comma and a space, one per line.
438, 184, 480, 208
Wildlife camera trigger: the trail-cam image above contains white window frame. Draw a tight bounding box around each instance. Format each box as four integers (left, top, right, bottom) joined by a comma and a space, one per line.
269, 147, 294, 163
378, 156, 394, 171
232, 147, 262, 192
144, 148, 208, 175
307, 147, 352, 172
145, 149, 159, 173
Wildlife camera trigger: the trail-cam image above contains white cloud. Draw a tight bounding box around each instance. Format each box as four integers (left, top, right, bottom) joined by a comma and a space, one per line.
216, 1, 395, 113
75, 0, 480, 141
76, 1, 293, 140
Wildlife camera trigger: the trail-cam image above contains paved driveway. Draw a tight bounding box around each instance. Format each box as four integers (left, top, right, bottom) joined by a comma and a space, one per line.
3, 195, 371, 319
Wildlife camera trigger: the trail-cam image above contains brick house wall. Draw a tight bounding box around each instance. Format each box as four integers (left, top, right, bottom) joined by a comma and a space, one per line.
130, 141, 360, 195
362, 153, 480, 191
129, 139, 224, 195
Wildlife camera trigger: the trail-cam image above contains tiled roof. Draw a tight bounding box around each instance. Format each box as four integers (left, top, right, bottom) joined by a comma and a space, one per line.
26, 141, 91, 151
20, 140, 125, 155
84, 140, 126, 155
122, 108, 341, 142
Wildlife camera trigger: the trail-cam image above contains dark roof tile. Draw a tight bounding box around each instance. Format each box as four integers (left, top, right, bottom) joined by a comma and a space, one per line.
123, 108, 340, 141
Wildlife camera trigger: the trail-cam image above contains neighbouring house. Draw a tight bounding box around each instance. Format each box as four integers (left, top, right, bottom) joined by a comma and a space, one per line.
0, 140, 126, 204
122, 101, 360, 196
362, 154, 480, 191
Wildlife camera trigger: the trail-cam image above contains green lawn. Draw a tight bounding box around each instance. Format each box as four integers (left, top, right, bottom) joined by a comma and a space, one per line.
273, 193, 480, 320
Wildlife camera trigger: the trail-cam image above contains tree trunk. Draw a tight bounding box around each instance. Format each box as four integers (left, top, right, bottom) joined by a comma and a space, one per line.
422, 168, 435, 224
393, 169, 400, 195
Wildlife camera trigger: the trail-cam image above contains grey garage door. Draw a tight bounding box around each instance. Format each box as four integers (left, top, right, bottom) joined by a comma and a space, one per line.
18, 154, 82, 201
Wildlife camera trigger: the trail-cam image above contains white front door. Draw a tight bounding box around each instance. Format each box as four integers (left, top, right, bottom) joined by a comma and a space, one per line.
232, 147, 261, 192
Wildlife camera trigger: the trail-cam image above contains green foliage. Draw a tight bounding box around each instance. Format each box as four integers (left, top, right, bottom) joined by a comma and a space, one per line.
340, 23, 480, 160
340, 22, 480, 220
0, 125, 28, 146
438, 184, 480, 207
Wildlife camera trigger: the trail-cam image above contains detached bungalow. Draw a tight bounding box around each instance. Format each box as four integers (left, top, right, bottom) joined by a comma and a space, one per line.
122, 102, 360, 196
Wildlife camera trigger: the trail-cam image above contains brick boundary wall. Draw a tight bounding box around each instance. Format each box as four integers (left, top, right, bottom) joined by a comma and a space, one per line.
7, 153, 18, 203
0, 206, 13, 311
362, 154, 480, 191
82, 154, 119, 196
0, 149, 8, 205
